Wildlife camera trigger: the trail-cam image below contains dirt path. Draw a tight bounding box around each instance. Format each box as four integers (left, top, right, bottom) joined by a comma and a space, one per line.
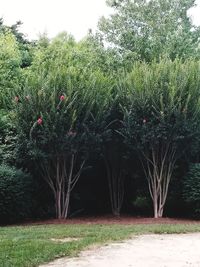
40, 233, 200, 267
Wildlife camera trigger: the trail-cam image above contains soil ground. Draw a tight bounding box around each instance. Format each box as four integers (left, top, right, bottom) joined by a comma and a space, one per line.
19, 215, 200, 226
40, 233, 200, 267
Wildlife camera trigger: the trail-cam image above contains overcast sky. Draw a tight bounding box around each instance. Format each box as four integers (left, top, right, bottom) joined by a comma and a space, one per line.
1, 0, 200, 41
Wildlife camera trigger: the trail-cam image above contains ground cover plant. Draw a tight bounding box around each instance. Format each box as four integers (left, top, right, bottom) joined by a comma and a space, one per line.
1, 223, 200, 267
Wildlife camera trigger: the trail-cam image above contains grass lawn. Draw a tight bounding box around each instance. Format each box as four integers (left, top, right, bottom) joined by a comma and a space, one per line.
1, 223, 200, 267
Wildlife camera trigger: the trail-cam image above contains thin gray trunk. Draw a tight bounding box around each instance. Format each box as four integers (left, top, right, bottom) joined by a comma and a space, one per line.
104, 156, 125, 217
144, 144, 176, 218
41, 154, 85, 220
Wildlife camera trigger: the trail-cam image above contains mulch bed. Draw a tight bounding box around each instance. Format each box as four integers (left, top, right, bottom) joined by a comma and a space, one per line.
17, 215, 200, 226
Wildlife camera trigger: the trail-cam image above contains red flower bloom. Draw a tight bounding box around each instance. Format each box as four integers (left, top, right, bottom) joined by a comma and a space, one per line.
60, 95, 65, 101
37, 117, 43, 125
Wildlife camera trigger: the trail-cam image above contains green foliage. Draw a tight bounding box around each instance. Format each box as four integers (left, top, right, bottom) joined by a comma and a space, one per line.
78, 33, 124, 75
0, 110, 17, 165
99, 0, 200, 62
0, 18, 34, 68
132, 196, 151, 215
121, 59, 200, 217
0, 19, 34, 110
13, 33, 115, 218
122, 59, 200, 153
0, 164, 34, 224
1, 15, 200, 220
15, 64, 113, 165
15, 33, 114, 160
183, 163, 200, 216
0, 31, 22, 109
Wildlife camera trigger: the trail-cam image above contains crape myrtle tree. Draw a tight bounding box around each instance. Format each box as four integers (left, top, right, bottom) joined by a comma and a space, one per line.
42, 32, 126, 216
101, 99, 126, 217
104, 139, 126, 217
121, 59, 200, 218
98, 0, 200, 62
15, 84, 89, 219
14, 33, 113, 219
90, 93, 126, 216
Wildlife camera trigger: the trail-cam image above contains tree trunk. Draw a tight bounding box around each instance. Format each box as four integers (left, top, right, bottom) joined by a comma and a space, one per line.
105, 155, 125, 217
153, 195, 158, 219
41, 154, 85, 220
144, 145, 176, 218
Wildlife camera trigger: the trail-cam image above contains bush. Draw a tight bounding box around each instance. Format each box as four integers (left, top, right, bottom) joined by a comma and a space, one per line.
0, 164, 34, 224
0, 110, 17, 165
132, 196, 152, 216
183, 163, 200, 218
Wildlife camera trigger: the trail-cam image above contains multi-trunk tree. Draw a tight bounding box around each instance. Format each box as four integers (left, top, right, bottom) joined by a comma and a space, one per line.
14, 34, 113, 219
122, 59, 200, 218
101, 105, 126, 217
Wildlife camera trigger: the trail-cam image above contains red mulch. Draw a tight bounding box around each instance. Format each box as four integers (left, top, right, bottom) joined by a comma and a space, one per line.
17, 215, 200, 226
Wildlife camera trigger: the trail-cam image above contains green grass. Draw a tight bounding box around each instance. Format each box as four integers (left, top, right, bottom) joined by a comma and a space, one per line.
1, 223, 200, 267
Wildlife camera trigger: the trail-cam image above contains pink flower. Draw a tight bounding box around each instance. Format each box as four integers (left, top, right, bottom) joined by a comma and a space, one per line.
143, 118, 147, 124
67, 130, 77, 137
37, 117, 43, 125
60, 95, 65, 101
14, 96, 19, 103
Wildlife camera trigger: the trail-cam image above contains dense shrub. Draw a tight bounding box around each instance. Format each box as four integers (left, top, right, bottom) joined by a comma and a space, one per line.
0, 164, 34, 224
0, 110, 17, 165
183, 163, 200, 218
132, 196, 152, 216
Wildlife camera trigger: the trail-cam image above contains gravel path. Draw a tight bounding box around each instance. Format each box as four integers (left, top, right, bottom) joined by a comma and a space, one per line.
40, 233, 200, 267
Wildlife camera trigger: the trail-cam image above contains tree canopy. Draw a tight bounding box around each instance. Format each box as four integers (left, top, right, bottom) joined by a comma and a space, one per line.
99, 0, 200, 61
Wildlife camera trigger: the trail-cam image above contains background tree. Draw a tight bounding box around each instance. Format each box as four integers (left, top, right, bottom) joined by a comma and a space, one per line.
89, 92, 127, 216
78, 32, 124, 75
98, 0, 200, 62
103, 122, 127, 217
0, 30, 22, 109
0, 18, 34, 68
101, 99, 126, 216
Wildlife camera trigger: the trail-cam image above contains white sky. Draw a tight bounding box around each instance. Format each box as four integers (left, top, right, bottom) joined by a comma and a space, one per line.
0, 0, 200, 41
